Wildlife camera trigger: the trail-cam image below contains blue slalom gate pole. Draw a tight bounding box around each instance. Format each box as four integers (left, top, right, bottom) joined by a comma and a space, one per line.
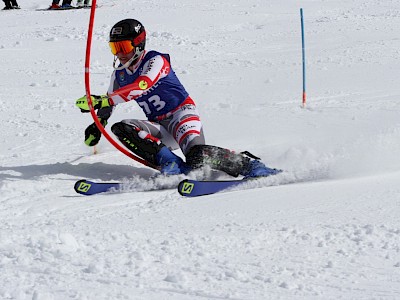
300, 8, 306, 107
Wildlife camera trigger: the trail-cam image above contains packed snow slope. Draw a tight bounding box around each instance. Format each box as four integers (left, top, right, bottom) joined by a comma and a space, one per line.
1, 0, 400, 299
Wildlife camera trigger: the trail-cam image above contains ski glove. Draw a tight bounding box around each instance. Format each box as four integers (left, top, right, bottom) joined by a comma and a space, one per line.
84, 119, 107, 146
76, 95, 111, 113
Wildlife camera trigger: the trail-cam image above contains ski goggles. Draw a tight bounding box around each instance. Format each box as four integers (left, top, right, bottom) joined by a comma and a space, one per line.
109, 40, 135, 55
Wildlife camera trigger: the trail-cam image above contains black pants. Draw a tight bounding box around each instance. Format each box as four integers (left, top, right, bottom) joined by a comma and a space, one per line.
3, 0, 18, 8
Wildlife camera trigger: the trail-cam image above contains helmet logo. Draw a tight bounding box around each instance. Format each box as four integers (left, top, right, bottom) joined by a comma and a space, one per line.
134, 24, 141, 33
111, 27, 123, 35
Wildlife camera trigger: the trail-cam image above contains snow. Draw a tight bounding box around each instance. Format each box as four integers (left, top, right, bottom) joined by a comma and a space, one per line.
1, 0, 400, 299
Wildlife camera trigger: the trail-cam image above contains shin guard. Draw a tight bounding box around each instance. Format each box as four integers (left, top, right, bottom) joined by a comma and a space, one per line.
111, 122, 164, 166
186, 144, 250, 177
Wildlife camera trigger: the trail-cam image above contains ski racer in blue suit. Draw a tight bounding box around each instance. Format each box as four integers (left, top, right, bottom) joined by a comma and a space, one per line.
76, 19, 279, 178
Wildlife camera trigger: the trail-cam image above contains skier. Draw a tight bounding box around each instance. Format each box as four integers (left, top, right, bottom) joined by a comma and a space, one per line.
2, 0, 19, 10
76, 19, 279, 178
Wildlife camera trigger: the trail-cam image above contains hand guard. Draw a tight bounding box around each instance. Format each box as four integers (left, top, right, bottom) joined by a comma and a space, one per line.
76, 95, 111, 113
84, 119, 108, 146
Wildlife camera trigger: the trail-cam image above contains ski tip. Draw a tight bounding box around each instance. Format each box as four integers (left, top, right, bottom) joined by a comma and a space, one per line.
74, 179, 94, 195
177, 179, 196, 197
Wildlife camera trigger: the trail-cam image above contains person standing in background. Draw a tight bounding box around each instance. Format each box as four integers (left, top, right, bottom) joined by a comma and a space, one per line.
77, 0, 91, 7
2, 0, 19, 10
49, 0, 91, 9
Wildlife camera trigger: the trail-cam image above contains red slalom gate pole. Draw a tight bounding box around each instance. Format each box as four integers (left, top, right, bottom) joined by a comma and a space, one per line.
84, 1, 157, 169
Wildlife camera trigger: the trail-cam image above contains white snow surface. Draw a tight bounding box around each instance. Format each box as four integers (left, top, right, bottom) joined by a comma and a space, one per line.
1, 0, 400, 299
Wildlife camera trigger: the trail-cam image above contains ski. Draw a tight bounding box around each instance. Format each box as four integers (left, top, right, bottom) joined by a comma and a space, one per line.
36, 5, 97, 11
74, 176, 182, 196
36, 7, 76, 11
178, 178, 251, 197
74, 179, 121, 196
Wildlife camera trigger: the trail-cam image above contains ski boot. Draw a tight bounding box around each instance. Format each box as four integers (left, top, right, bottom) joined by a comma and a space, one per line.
156, 146, 191, 175
49, 3, 60, 9
241, 159, 281, 179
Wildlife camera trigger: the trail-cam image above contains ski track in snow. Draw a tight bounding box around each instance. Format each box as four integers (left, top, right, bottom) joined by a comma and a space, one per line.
1, 0, 400, 299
